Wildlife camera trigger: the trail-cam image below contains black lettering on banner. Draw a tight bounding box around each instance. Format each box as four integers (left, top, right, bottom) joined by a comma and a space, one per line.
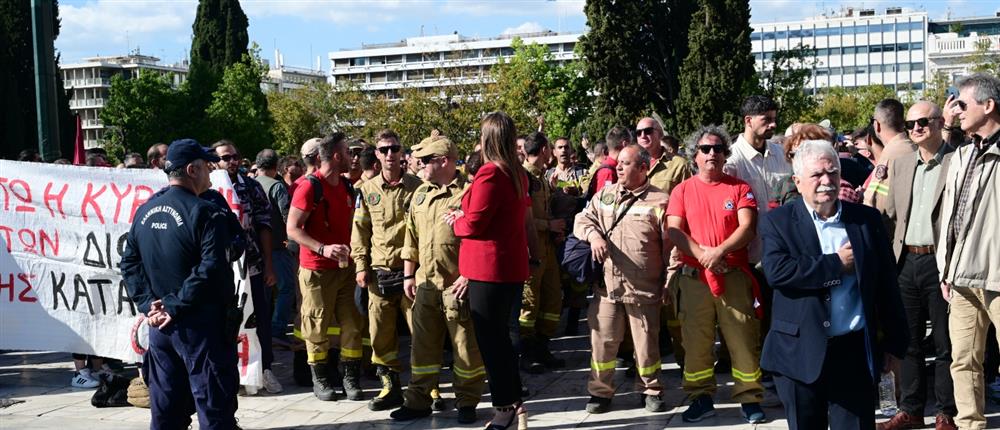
88, 278, 112, 314
72, 274, 95, 315
51, 272, 69, 310
117, 279, 136, 316
83, 232, 106, 268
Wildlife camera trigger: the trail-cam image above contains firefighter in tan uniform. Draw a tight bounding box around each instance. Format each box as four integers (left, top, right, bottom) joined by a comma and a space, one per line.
665, 126, 765, 424
519, 132, 566, 373
389, 134, 486, 424
574, 144, 671, 414
351, 129, 422, 411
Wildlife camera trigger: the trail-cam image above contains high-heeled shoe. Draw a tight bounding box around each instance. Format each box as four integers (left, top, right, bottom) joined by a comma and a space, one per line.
484, 402, 527, 430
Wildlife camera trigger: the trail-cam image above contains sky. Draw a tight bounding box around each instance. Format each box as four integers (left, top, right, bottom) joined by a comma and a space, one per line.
55, 0, 1000, 68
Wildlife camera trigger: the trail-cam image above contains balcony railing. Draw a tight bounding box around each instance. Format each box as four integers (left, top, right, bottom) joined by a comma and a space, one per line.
82, 119, 103, 128
69, 98, 106, 108
64, 78, 111, 88
929, 34, 1000, 56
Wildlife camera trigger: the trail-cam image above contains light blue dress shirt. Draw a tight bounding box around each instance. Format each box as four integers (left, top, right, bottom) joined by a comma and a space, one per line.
804, 201, 866, 337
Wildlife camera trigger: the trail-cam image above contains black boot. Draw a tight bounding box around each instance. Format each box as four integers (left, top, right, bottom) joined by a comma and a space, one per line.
342, 359, 364, 401
326, 349, 343, 389
368, 365, 404, 411
538, 337, 566, 369
293, 350, 312, 387
310, 363, 337, 401
519, 338, 545, 374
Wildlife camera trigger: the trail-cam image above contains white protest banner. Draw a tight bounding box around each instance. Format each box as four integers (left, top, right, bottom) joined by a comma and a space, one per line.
0, 160, 262, 386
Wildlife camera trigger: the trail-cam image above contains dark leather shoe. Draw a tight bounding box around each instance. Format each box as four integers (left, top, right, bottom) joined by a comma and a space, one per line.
877, 411, 924, 430
935, 413, 957, 430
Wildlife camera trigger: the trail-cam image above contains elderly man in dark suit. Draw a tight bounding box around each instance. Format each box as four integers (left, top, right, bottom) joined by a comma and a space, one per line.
882, 100, 956, 430
759, 140, 908, 430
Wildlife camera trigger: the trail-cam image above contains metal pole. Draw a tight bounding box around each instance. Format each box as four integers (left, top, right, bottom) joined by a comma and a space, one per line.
31, 0, 62, 161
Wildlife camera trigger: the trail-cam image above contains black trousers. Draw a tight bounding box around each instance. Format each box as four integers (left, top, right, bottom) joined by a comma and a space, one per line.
469, 280, 523, 407
774, 330, 875, 430
897, 252, 956, 416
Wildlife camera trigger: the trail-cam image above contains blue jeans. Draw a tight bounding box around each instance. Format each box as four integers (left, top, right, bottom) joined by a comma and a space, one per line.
270, 248, 297, 339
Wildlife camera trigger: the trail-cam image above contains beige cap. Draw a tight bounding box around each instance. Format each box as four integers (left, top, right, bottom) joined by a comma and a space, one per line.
412, 130, 456, 158
300, 137, 323, 157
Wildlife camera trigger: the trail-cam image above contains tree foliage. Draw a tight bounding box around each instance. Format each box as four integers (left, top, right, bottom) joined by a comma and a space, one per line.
206, 48, 273, 156
674, 0, 757, 137
578, 0, 695, 130
186, 0, 249, 118
803, 85, 898, 133
969, 37, 1000, 76
100, 71, 186, 159
760, 44, 818, 130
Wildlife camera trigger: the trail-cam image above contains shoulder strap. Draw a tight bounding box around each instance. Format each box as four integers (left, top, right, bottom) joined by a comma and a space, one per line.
306, 175, 324, 206
605, 194, 637, 236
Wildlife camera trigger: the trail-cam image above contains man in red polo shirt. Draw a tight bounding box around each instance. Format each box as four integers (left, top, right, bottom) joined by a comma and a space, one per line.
287, 132, 364, 401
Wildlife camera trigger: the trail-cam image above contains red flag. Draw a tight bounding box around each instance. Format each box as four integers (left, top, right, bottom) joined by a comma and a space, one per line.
72, 114, 84, 165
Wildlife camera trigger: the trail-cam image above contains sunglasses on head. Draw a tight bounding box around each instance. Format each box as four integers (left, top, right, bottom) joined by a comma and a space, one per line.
377, 144, 402, 155
635, 126, 657, 136
904, 117, 940, 130
697, 144, 729, 155
418, 155, 442, 164
219, 154, 241, 162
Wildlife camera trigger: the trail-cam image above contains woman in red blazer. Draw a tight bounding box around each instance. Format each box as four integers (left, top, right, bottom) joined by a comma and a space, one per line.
445, 112, 536, 429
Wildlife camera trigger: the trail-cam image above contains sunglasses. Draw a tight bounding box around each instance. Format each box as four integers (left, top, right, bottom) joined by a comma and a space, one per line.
349, 148, 362, 157
635, 126, 657, 137
219, 154, 241, 162
904, 116, 940, 130
418, 155, 442, 164
377, 145, 402, 155
954, 100, 968, 111
697, 144, 729, 155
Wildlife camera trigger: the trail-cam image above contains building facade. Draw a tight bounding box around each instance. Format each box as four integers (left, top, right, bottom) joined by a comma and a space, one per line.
61, 55, 188, 148
927, 13, 1000, 82
328, 31, 580, 99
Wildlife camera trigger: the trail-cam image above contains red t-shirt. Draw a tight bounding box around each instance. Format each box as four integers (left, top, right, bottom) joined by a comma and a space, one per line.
591, 158, 618, 195
454, 162, 532, 283
291, 170, 354, 270
666, 174, 757, 261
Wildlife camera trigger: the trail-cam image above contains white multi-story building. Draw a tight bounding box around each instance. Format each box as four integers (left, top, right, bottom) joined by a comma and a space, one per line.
752, 7, 929, 94
927, 13, 1000, 82
328, 31, 580, 99
263, 50, 328, 93
61, 54, 187, 148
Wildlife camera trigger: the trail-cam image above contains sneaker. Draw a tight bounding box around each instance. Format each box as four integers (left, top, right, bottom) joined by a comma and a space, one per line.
457, 406, 477, 424
761, 387, 782, 407
642, 394, 667, 412
741, 403, 766, 424
585, 395, 612, 414
71, 369, 100, 389
681, 395, 716, 422
262, 369, 283, 394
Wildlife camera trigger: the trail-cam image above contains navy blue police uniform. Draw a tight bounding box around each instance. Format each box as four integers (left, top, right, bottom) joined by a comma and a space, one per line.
121, 139, 241, 430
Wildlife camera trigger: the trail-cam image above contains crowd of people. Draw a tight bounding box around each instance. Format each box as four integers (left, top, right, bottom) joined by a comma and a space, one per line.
18, 72, 1000, 430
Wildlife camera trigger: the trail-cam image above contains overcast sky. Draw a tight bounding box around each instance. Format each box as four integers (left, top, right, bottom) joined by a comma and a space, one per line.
55, 0, 1000, 68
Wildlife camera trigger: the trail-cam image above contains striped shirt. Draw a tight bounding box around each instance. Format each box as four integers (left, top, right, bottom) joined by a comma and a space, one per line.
723, 135, 792, 263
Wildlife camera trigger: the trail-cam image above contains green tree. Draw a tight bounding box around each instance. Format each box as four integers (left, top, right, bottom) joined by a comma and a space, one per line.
205, 49, 273, 156
969, 37, 1000, 76
674, 0, 757, 137
268, 81, 363, 155
578, 0, 696, 130
760, 44, 818, 130
100, 70, 186, 160
804, 85, 897, 132
186, 0, 249, 118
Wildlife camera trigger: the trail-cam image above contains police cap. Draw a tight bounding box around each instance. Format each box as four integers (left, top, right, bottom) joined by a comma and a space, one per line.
164, 139, 220, 173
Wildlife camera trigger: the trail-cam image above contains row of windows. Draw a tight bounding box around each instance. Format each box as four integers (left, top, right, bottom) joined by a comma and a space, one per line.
754, 42, 924, 60
334, 42, 576, 69
752, 21, 924, 41
810, 63, 924, 75
346, 67, 487, 83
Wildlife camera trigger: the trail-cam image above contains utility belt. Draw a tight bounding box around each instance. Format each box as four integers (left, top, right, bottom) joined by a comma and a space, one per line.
680, 264, 737, 278
374, 268, 405, 296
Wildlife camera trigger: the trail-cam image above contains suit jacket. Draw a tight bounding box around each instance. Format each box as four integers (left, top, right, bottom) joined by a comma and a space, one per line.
759, 200, 908, 384
884, 145, 954, 263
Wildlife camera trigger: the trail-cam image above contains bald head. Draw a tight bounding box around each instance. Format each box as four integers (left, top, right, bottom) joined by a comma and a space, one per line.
909, 100, 942, 119
635, 117, 664, 158
906, 100, 944, 147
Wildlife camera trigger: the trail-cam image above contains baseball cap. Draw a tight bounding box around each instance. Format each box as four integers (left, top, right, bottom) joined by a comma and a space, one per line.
300, 137, 323, 157
164, 139, 220, 172
412, 131, 456, 158
348, 139, 365, 150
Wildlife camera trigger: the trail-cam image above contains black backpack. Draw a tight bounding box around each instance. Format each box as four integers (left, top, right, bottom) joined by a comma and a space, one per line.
305, 174, 356, 208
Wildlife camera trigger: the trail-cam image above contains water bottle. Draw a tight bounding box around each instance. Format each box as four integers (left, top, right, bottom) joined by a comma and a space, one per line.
879, 371, 898, 417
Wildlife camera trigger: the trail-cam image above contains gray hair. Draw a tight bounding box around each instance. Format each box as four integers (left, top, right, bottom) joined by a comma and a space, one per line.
957, 73, 1000, 108
792, 140, 841, 176
623, 143, 652, 168
684, 124, 731, 169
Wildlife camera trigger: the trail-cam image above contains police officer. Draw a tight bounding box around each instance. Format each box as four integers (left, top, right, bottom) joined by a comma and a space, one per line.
351, 129, 423, 411
519, 131, 566, 373
390, 133, 486, 424
121, 139, 241, 430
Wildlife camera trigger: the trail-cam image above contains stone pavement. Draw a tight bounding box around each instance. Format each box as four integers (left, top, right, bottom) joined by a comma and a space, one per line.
2, 319, 999, 429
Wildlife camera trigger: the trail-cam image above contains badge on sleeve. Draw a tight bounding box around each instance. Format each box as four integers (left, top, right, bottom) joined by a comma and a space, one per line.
368, 193, 381, 206
724, 199, 735, 210
874, 164, 888, 180
414, 193, 426, 205
601, 192, 614, 205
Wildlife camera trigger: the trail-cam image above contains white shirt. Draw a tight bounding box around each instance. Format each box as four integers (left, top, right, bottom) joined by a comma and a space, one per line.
723, 134, 793, 263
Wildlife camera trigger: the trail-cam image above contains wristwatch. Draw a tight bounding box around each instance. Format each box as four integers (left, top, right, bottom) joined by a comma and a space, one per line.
403, 274, 416, 280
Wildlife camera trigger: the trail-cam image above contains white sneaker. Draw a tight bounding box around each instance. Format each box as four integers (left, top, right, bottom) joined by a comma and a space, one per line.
262, 369, 283, 394
71, 368, 100, 389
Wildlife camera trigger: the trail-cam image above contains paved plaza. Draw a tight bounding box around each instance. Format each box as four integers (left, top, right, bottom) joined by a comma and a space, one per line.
2, 319, 999, 429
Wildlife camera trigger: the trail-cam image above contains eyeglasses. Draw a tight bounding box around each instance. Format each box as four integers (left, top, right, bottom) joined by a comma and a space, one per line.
904, 116, 940, 130
697, 144, 729, 155
377, 145, 402, 155
418, 155, 442, 164
219, 154, 241, 162
635, 126, 657, 137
